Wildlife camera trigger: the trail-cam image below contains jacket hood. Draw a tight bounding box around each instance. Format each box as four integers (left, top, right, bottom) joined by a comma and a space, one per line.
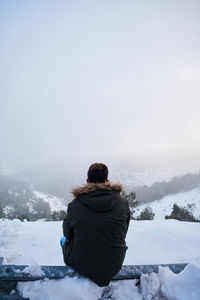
71, 182, 123, 212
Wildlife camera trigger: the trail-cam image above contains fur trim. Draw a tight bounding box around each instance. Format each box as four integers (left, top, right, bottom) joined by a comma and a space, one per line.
71, 182, 123, 198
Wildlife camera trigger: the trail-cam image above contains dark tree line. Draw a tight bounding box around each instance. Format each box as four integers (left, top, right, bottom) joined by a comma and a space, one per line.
165, 204, 199, 222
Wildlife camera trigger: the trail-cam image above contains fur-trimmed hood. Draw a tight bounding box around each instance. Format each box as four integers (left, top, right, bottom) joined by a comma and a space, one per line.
71, 182, 123, 212
72, 182, 123, 198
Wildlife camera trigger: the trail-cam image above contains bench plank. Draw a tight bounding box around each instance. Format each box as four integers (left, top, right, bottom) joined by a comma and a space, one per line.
0, 263, 187, 282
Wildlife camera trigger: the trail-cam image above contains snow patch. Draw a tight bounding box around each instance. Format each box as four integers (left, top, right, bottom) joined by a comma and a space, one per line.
140, 260, 200, 300
17, 277, 103, 300
33, 191, 67, 212
22, 263, 45, 277
17, 277, 142, 300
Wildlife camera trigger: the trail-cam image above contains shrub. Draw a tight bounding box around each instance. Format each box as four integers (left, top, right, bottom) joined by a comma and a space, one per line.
17, 214, 31, 222
137, 207, 155, 220
51, 210, 66, 221
165, 203, 199, 222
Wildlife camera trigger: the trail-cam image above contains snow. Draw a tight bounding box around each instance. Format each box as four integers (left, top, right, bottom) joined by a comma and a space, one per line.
0, 219, 63, 265
125, 220, 200, 265
161, 261, 200, 300
17, 277, 104, 300
134, 187, 200, 220
17, 277, 142, 300
0, 219, 200, 299
34, 191, 67, 212
140, 262, 200, 300
22, 263, 45, 277
3, 205, 14, 216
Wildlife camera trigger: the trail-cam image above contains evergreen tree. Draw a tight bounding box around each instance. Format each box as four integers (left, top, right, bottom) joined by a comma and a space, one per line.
122, 191, 138, 219
51, 210, 66, 221
137, 207, 155, 220
165, 203, 198, 222
0, 202, 4, 218
17, 214, 31, 222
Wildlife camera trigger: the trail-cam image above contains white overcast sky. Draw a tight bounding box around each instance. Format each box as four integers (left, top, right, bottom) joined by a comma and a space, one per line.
1, 0, 200, 174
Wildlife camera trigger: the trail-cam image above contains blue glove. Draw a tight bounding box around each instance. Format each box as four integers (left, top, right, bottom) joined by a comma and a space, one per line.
60, 236, 67, 248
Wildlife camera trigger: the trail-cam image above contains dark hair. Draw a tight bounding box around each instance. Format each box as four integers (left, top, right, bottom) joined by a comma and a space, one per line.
87, 163, 108, 183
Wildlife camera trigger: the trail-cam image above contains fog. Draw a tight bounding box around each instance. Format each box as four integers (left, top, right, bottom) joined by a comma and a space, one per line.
1, 0, 200, 192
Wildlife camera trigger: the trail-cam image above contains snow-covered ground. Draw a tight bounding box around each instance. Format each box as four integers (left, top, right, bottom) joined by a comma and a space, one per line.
0, 219, 200, 299
134, 187, 200, 220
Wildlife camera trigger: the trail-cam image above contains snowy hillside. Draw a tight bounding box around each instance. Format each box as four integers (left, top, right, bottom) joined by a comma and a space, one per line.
0, 173, 67, 220
2, 191, 67, 221
112, 169, 200, 191
33, 191, 67, 212
0, 219, 200, 299
134, 187, 200, 220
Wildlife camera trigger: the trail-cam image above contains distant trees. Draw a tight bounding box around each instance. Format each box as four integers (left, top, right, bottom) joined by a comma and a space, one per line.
137, 207, 155, 220
165, 204, 199, 222
0, 174, 54, 221
31, 199, 51, 220
122, 191, 138, 219
0, 202, 4, 218
17, 214, 31, 222
51, 210, 66, 221
123, 190, 155, 220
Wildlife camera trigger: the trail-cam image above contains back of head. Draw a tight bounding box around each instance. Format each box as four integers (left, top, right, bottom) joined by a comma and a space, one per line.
87, 163, 108, 184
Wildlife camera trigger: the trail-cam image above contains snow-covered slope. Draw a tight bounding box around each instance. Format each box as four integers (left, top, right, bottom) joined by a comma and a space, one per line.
134, 187, 200, 220
0, 219, 200, 299
111, 169, 199, 191
33, 191, 67, 212
2, 191, 67, 221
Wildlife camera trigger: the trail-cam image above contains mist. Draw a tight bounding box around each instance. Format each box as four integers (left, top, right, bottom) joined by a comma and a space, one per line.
1, 0, 200, 195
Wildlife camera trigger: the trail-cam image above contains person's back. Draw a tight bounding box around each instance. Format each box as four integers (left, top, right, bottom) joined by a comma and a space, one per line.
62, 163, 130, 286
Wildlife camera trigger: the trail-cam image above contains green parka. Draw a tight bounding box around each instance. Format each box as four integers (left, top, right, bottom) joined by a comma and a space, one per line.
62, 182, 130, 286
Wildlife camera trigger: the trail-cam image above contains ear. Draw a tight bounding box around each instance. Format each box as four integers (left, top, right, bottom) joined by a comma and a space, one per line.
86, 178, 89, 183
106, 179, 109, 183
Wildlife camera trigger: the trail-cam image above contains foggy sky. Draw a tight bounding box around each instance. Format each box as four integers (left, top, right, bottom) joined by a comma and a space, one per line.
1, 0, 200, 176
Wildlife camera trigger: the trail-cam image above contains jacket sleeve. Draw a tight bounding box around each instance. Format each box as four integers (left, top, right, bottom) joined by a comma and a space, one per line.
126, 202, 131, 232
62, 203, 74, 241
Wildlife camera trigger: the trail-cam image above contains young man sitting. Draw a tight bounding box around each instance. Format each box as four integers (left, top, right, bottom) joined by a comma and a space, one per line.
61, 163, 130, 287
